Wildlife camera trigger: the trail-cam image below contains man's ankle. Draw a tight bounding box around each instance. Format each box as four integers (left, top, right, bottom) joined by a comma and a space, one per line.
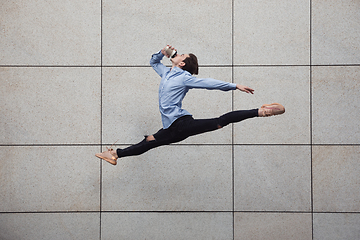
111, 149, 118, 159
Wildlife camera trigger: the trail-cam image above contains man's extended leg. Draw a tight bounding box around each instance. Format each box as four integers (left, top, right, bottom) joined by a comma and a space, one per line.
180, 103, 285, 138
182, 109, 259, 138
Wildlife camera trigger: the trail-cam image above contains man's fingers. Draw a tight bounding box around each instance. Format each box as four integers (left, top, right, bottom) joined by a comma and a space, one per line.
246, 88, 254, 93
245, 88, 254, 94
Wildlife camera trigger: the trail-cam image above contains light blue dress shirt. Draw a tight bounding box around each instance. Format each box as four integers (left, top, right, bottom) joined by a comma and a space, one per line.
150, 50, 237, 129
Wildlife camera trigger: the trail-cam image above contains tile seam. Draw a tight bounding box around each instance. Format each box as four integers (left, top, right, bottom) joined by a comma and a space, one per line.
100, 0, 103, 239
231, 1, 235, 239
1, 211, 360, 214
1, 64, 360, 68
2, 143, 359, 147
310, 0, 314, 239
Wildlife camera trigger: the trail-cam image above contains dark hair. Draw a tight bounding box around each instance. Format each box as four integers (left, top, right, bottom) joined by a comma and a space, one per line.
182, 53, 199, 75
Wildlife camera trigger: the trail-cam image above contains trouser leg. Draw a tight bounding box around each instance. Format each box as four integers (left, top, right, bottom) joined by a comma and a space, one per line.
116, 127, 184, 158
117, 137, 160, 158
183, 109, 259, 137
217, 109, 258, 127
117, 109, 258, 158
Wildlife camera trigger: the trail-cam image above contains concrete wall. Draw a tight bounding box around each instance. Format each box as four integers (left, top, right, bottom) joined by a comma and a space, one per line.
1, 0, 359, 239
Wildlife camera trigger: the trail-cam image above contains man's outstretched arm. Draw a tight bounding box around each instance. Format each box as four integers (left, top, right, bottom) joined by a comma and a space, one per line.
183, 75, 254, 94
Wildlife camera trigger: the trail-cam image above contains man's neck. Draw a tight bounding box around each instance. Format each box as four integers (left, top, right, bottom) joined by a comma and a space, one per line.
171, 63, 182, 70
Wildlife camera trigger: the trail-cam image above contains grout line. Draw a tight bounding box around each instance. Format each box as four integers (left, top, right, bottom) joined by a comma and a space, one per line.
3, 210, 359, 214
1, 143, 359, 147
1, 64, 360, 68
231, 1, 235, 238
0, 211, 103, 214
100, 1, 103, 239
310, 3, 313, 240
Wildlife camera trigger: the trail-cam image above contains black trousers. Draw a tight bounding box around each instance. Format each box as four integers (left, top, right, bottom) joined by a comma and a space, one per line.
117, 109, 258, 158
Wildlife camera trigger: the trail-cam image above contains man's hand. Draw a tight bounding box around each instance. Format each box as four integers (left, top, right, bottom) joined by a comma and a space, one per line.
161, 45, 176, 58
236, 84, 254, 94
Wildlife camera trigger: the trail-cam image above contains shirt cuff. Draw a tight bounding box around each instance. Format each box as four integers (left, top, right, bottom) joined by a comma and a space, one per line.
157, 50, 164, 56
230, 83, 237, 89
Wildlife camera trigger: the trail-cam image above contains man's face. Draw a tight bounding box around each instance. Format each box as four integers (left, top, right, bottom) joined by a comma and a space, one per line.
171, 53, 190, 67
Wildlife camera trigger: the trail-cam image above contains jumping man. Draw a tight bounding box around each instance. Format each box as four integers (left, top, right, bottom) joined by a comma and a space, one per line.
96, 45, 285, 165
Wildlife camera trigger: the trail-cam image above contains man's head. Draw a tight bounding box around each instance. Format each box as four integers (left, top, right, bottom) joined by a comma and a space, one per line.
171, 53, 199, 75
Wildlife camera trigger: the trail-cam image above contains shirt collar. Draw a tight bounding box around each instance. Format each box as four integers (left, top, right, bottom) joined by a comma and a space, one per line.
171, 66, 183, 73
166, 66, 184, 78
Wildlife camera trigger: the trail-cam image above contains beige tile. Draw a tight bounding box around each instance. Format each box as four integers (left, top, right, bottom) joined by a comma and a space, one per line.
102, 212, 233, 240
313, 146, 360, 212
234, 146, 311, 211
102, 145, 232, 211
102, 67, 164, 144
312, 0, 360, 64
0, 0, 101, 65
0, 146, 100, 212
313, 213, 360, 240
312, 66, 360, 144
234, 212, 312, 240
234, 0, 310, 65
0, 67, 101, 144
102, 67, 233, 144
102, 0, 232, 65
233, 66, 310, 144
0, 213, 100, 240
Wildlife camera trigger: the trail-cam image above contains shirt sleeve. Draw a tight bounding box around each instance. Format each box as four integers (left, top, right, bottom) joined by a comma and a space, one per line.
183, 75, 237, 91
150, 50, 169, 78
